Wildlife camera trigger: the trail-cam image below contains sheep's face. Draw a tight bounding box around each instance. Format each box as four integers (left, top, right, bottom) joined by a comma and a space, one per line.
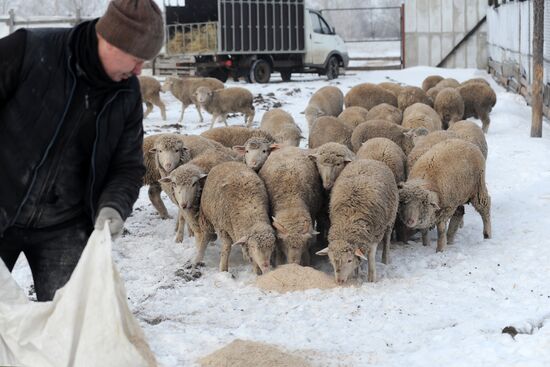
327, 241, 361, 284
173, 174, 206, 210
273, 219, 316, 265
152, 140, 190, 173
398, 183, 440, 229
234, 140, 279, 171
310, 155, 348, 190
304, 106, 324, 128
161, 78, 174, 93
194, 86, 213, 105
247, 228, 276, 274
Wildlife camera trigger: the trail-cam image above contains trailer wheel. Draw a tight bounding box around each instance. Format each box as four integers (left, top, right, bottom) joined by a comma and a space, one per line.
326, 56, 339, 80
280, 70, 292, 82
250, 59, 271, 83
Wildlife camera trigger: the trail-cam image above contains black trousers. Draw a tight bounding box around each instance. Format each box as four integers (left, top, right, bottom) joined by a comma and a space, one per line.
0, 218, 92, 301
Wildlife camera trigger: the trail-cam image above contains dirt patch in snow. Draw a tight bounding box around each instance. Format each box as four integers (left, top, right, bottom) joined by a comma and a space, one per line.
198, 339, 312, 367
255, 264, 337, 293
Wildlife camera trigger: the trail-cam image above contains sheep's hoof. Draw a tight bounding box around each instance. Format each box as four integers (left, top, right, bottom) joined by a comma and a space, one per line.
160, 214, 173, 220
484, 232, 491, 239
175, 234, 184, 243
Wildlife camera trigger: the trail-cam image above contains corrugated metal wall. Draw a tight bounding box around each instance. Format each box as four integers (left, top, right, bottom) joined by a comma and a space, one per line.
405, 0, 487, 68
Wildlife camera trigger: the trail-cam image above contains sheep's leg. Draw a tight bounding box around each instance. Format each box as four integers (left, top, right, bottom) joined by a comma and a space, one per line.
195, 103, 204, 122
447, 205, 465, 244
219, 231, 233, 272
175, 208, 185, 243
148, 183, 171, 219
209, 115, 219, 129
179, 103, 188, 123
367, 243, 377, 282
421, 229, 430, 246
144, 101, 154, 119
435, 220, 448, 252
246, 109, 255, 127
472, 179, 492, 239
479, 111, 490, 133
382, 226, 392, 265
152, 94, 167, 121
194, 230, 210, 265
222, 114, 228, 127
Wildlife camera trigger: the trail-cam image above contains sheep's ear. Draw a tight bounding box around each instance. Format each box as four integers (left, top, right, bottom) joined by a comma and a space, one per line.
397, 181, 405, 189
269, 143, 282, 152
232, 236, 248, 247
199, 173, 208, 181
316, 247, 329, 256
428, 191, 440, 210
158, 177, 172, 184
272, 219, 289, 236
308, 153, 319, 162
233, 145, 246, 155
354, 248, 368, 261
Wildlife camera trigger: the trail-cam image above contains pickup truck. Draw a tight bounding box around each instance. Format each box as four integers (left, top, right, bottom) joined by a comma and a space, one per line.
156, 0, 349, 83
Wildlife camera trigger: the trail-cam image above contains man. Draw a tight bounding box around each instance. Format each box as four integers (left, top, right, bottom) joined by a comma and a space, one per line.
0, 0, 164, 301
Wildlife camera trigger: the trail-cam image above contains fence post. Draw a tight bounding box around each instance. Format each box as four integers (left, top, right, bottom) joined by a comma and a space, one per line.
75, 7, 81, 25
8, 8, 15, 34
531, 0, 544, 137
400, 3, 405, 69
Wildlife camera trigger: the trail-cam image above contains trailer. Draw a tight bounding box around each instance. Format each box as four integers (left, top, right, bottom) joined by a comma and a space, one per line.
156, 0, 349, 83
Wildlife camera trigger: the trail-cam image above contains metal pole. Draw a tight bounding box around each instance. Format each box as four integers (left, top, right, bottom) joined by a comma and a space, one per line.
8, 8, 14, 34
531, 0, 543, 137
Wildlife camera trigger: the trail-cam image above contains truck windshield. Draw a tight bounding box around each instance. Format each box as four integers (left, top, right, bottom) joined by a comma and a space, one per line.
310, 11, 332, 35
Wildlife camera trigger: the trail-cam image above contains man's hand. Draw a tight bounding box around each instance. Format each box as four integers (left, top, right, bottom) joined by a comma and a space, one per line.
94, 207, 124, 240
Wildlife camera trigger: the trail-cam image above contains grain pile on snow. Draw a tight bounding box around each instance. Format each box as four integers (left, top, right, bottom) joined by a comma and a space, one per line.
199, 339, 311, 367
255, 264, 337, 293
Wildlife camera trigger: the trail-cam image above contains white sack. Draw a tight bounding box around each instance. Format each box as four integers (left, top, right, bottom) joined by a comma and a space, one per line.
0, 223, 157, 367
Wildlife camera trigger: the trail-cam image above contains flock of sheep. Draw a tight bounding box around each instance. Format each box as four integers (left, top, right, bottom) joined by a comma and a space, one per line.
137, 73, 496, 284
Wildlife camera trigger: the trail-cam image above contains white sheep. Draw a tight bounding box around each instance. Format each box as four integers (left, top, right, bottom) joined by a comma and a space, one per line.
402, 103, 442, 132
308, 142, 355, 190
161, 76, 224, 123
138, 76, 166, 120
351, 119, 428, 154
434, 87, 465, 129
233, 137, 281, 172
304, 86, 344, 129
398, 139, 491, 252
258, 146, 323, 265
397, 86, 433, 111
365, 103, 403, 125
194, 86, 255, 128
344, 83, 397, 110
316, 159, 398, 283
260, 108, 303, 147
200, 126, 275, 148
200, 161, 276, 274
338, 106, 369, 130
356, 137, 407, 184
308, 116, 353, 151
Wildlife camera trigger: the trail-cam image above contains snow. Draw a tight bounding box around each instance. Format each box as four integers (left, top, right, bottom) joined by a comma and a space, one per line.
11, 66, 550, 366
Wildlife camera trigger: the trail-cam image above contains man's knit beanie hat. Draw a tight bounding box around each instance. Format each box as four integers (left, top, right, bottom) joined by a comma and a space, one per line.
96, 0, 164, 60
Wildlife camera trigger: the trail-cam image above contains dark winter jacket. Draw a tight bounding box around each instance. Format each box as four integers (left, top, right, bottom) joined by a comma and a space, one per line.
0, 21, 145, 235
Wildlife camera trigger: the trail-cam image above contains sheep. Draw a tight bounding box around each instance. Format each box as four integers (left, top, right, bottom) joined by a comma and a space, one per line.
398, 138, 491, 252
158, 149, 235, 246
356, 137, 407, 184
461, 78, 490, 87
194, 86, 255, 128
199, 161, 276, 274
304, 86, 344, 129
456, 82, 497, 133
447, 120, 488, 159
138, 76, 166, 120
402, 103, 442, 132
258, 146, 323, 265
422, 75, 444, 92
351, 119, 429, 154
308, 142, 355, 190
316, 159, 398, 283
435, 78, 460, 89
397, 86, 433, 111
338, 106, 369, 130
378, 82, 404, 98
426, 86, 444, 102
142, 134, 191, 220
233, 137, 281, 172
308, 116, 354, 151
344, 83, 397, 111
365, 103, 403, 125
260, 108, 304, 146
161, 76, 224, 123
434, 87, 465, 129
406, 130, 457, 173
201, 126, 275, 148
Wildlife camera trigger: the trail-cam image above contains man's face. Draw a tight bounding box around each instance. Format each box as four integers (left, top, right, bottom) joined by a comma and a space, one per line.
98, 34, 145, 82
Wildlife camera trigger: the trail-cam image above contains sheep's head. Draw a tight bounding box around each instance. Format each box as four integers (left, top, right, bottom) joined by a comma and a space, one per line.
194, 86, 213, 105
161, 77, 176, 93
398, 180, 440, 229
233, 223, 275, 274
150, 136, 190, 174
402, 127, 429, 154
304, 105, 324, 128
276, 125, 304, 147
159, 165, 207, 210
316, 240, 364, 284
309, 143, 355, 190
272, 217, 318, 265
233, 138, 280, 171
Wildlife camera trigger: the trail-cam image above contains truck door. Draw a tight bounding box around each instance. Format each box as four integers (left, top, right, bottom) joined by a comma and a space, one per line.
305, 10, 338, 66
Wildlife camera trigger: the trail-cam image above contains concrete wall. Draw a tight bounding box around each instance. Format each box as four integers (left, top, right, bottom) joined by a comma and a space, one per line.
405, 0, 487, 69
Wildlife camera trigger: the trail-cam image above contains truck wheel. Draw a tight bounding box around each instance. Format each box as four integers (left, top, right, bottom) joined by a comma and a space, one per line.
280, 70, 292, 82
210, 68, 229, 82
326, 56, 339, 80
250, 59, 271, 83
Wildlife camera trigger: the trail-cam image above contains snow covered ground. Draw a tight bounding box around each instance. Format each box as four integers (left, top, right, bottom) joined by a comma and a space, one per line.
12, 66, 550, 366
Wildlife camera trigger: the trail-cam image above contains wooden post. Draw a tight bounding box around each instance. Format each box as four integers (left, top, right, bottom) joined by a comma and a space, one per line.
8, 8, 14, 34
400, 3, 405, 69
531, 0, 544, 137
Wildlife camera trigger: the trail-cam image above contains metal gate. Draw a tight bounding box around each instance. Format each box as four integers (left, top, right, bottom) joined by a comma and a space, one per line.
320, 5, 404, 70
